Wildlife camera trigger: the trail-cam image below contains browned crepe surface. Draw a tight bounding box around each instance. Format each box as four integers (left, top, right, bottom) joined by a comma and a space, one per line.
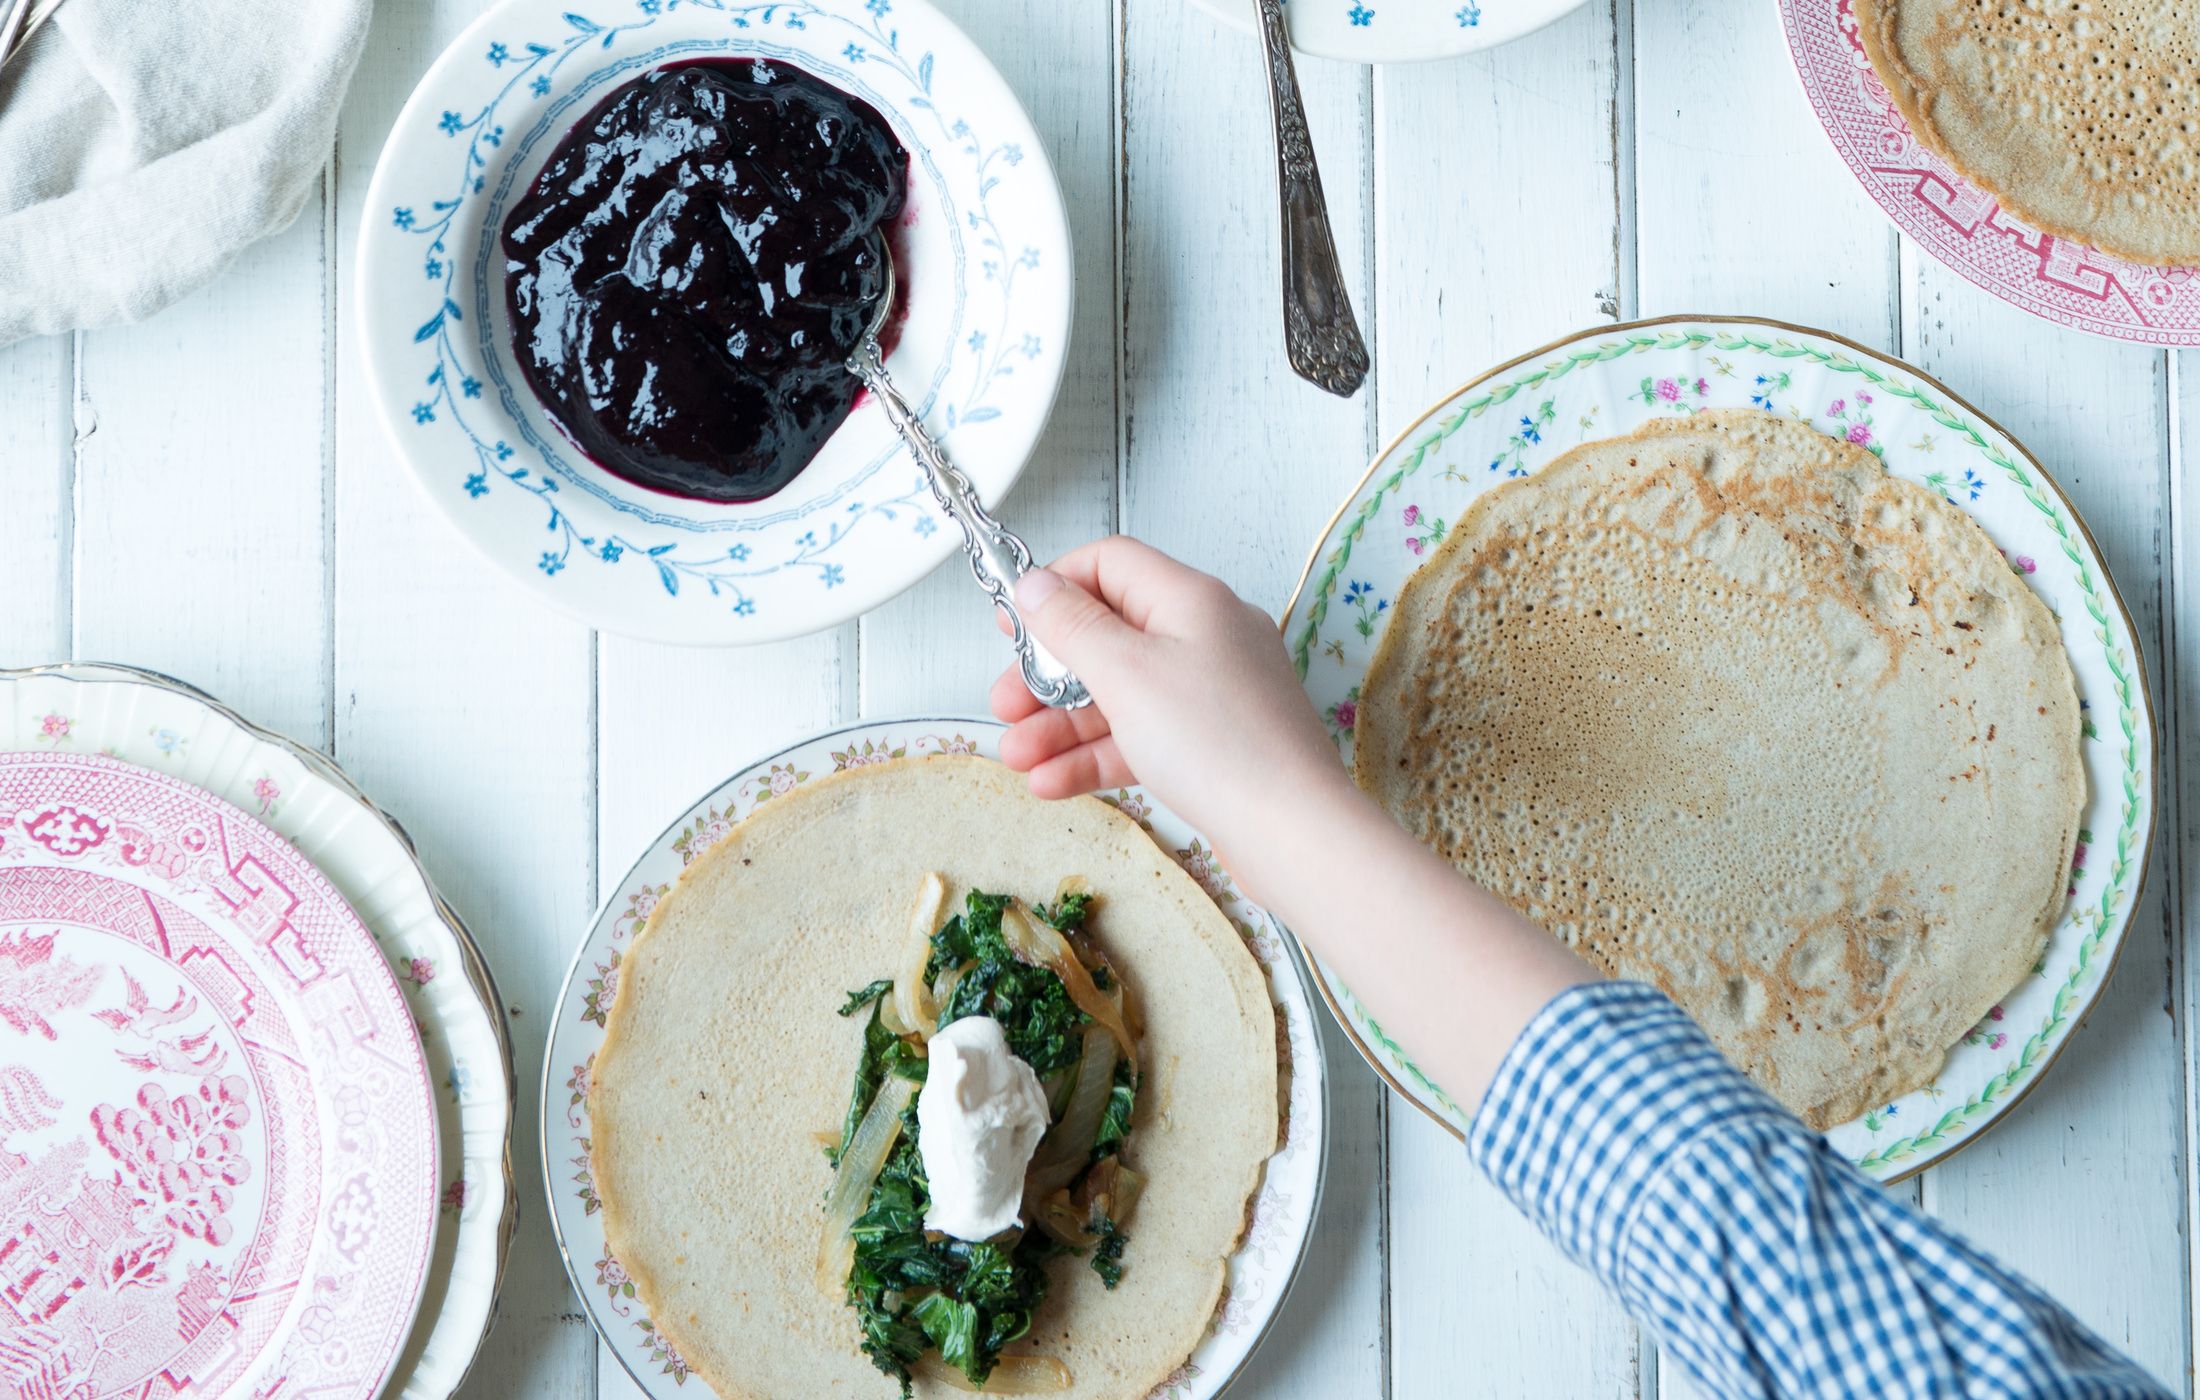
1856, 0, 2200, 265
1356, 411, 2084, 1129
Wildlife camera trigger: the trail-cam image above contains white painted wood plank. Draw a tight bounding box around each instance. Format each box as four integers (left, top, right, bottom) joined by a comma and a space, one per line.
1373, 9, 1641, 1399
333, 6, 599, 1395
1122, 13, 1388, 1398
69, 206, 331, 747
2174, 351, 2200, 1399
1903, 281, 2185, 1385
0, 334, 71, 666
858, 0, 1120, 711
1632, 0, 1895, 347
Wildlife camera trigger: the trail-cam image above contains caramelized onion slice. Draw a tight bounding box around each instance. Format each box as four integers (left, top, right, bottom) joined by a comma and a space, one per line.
915, 1355, 1074, 1394
1026, 1025, 1116, 1200
1109, 1164, 1146, 1226
1000, 903, 1135, 1071
1033, 1190, 1097, 1250
895, 873, 948, 1038
932, 959, 969, 1013
815, 1073, 917, 1297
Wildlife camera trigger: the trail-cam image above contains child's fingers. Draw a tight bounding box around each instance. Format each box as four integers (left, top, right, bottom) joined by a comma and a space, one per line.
1041, 537, 1199, 633
1025, 736, 1132, 799
989, 663, 1047, 723
998, 706, 1113, 772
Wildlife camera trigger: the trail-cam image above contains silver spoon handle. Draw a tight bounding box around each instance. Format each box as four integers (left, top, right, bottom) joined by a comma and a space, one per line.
847, 343, 1091, 710
1254, 0, 1369, 398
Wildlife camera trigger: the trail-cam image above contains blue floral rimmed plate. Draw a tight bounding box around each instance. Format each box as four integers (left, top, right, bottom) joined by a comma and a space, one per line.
1187, 0, 1591, 63
1283, 314, 2155, 1182
358, 0, 1073, 645
543, 718, 1327, 1397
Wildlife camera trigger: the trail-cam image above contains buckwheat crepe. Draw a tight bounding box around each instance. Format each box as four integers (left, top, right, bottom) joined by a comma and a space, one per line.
1356, 410, 2084, 1129
1856, 0, 2200, 265
591, 756, 1277, 1400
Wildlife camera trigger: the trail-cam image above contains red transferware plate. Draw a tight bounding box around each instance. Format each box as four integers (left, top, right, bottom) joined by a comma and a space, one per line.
1782, 0, 2200, 345
0, 752, 438, 1398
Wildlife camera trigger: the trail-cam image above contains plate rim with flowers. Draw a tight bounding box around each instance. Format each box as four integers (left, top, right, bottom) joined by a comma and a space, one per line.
1281, 312, 2155, 1183
542, 716, 1328, 1398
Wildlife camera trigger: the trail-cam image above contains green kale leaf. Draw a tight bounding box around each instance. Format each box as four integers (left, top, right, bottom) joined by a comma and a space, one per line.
838, 978, 896, 1017
1089, 1217, 1128, 1290
1092, 1061, 1137, 1158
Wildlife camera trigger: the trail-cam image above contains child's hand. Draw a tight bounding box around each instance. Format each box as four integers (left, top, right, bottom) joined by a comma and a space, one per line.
995, 535, 1590, 1109
988, 538, 1352, 857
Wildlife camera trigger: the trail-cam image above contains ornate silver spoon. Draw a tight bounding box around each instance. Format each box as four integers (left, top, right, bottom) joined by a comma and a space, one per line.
1254, 0, 1369, 398
846, 237, 1091, 710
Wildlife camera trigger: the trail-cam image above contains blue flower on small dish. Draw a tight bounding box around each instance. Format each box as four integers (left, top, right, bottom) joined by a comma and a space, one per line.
1457, 3, 1481, 25
1349, 4, 1375, 25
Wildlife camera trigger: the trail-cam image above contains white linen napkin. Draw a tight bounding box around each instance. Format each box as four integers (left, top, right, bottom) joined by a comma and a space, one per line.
0, 0, 371, 345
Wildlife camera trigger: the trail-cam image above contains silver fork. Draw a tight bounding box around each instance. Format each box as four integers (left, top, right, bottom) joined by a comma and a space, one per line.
0, 0, 65, 77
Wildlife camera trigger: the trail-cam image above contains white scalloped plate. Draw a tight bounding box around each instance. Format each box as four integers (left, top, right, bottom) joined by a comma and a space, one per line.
0, 664, 516, 1399
545, 718, 1327, 1397
1283, 315, 2153, 1182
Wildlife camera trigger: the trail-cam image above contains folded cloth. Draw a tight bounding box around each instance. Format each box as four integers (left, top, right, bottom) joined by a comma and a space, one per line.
0, 0, 371, 345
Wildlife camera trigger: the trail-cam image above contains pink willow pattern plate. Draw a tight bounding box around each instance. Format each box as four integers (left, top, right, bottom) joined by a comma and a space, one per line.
0, 752, 440, 1397
1284, 316, 2152, 1183
543, 719, 1327, 1398
1781, 0, 2200, 345
0, 663, 516, 1400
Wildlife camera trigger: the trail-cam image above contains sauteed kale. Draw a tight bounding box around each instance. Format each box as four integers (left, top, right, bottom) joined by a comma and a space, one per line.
829, 888, 1141, 1395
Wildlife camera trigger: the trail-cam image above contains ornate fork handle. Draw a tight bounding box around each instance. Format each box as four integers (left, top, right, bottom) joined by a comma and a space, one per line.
847, 342, 1091, 710
1255, 0, 1369, 398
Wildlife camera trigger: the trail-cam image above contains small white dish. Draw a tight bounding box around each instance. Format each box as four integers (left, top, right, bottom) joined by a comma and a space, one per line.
545, 717, 1328, 1397
1185, 0, 1591, 64
358, 0, 1073, 644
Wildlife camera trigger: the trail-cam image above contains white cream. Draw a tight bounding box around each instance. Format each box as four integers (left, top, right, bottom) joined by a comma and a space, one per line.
917, 1015, 1049, 1241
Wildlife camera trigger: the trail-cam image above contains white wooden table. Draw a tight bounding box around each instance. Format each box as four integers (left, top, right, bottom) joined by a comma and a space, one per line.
3, 1, 2194, 1395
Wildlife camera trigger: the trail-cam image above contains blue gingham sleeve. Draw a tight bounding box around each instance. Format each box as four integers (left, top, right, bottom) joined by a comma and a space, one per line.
1467, 981, 2170, 1399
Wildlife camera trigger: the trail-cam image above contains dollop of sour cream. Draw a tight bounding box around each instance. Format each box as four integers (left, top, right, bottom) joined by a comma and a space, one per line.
917, 1015, 1050, 1241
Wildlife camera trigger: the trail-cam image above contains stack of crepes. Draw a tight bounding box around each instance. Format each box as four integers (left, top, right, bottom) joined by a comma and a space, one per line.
1355, 410, 2085, 1130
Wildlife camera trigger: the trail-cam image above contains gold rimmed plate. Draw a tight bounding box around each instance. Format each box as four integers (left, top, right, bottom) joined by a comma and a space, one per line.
1280, 314, 2154, 1181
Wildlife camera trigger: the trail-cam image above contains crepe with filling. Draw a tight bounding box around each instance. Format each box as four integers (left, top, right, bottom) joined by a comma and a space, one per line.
591, 755, 1277, 1399
1355, 410, 2084, 1129
1855, 0, 2200, 265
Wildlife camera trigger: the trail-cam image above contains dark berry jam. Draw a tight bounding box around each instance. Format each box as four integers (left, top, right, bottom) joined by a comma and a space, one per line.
501, 59, 908, 503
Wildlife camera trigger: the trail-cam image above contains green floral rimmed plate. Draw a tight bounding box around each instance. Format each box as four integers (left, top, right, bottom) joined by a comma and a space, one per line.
1281, 314, 2155, 1182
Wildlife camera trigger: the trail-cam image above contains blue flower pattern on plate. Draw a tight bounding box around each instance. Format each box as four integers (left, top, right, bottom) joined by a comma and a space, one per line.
386, 2, 1050, 622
